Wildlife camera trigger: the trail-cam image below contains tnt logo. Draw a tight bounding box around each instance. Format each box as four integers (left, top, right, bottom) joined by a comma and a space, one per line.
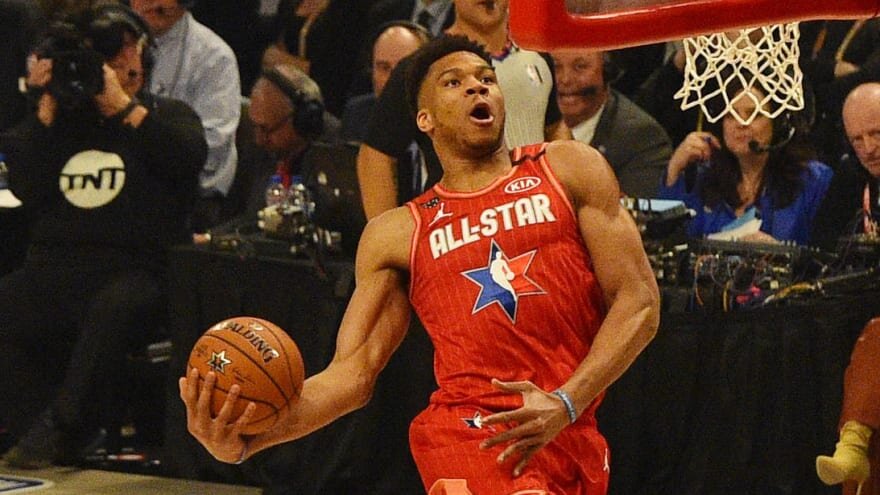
504, 176, 541, 194
59, 150, 125, 209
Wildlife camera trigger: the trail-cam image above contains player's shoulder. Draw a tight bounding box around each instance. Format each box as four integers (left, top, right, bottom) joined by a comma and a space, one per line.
543, 140, 621, 209
545, 140, 616, 188
357, 206, 414, 269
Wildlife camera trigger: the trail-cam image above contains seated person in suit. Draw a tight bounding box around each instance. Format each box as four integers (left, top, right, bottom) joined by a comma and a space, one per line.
551, 48, 672, 199
0, 4, 207, 468
658, 85, 833, 245
811, 82, 880, 251
194, 63, 343, 243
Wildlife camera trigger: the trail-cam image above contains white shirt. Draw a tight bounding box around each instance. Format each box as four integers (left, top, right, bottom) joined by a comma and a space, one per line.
150, 12, 241, 197
570, 103, 606, 146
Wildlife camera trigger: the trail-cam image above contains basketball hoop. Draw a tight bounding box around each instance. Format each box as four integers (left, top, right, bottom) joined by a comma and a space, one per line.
674, 24, 804, 125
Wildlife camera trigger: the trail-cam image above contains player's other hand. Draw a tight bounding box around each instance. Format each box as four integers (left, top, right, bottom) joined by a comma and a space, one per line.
179, 367, 257, 464
479, 379, 570, 477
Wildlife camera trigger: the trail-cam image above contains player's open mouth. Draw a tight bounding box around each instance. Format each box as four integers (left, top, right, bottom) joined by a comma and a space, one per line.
478, 0, 497, 10
469, 103, 494, 124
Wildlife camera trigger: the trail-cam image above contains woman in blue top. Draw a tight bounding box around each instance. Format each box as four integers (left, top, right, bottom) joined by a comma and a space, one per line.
658, 86, 833, 245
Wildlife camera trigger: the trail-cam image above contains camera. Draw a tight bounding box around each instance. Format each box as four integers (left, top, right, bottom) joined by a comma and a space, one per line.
31, 23, 105, 115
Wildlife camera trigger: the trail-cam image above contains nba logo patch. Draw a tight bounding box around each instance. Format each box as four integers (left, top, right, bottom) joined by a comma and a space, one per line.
461, 239, 545, 323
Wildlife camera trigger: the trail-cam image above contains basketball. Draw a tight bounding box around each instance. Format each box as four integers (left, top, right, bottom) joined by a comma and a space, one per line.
187, 316, 305, 435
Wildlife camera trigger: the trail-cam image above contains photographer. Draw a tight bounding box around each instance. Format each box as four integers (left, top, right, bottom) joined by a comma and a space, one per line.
0, 4, 206, 469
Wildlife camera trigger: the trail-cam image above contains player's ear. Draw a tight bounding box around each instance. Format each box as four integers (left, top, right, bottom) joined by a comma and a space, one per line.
417, 109, 434, 133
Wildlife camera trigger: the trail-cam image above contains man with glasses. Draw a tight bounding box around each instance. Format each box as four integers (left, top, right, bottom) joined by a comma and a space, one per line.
193, 63, 339, 243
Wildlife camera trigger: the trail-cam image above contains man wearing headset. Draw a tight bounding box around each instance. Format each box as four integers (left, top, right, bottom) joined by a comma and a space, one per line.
552, 49, 672, 199
192, 62, 341, 243
0, 4, 206, 469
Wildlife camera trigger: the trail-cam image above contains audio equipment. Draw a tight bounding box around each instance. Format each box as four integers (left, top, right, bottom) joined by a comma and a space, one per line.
88, 3, 154, 76
602, 51, 623, 86
557, 52, 621, 98
748, 125, 796, 153
260, 68, 325, 138
747, 110, 797, 153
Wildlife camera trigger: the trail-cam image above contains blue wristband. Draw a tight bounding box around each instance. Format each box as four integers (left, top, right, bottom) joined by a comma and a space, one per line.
552, 389, 578, 424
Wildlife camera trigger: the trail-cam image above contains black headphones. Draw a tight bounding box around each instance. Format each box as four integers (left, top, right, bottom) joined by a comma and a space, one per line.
260, 67, 325, 139
88, 3, 154, 76
602, 52, 623, 86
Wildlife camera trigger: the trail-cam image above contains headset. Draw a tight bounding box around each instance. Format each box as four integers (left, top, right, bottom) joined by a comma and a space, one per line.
565, 51, 623, 97
88, 3, 154, 76
260, 67, 325, 139
602, 52, 623, 86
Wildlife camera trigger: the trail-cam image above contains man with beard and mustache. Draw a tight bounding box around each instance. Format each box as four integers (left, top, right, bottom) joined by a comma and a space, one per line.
357, 0, 570, 220
181, 36, 659, 495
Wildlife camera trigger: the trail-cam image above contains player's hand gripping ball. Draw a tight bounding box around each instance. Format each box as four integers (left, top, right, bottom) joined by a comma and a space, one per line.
187, 316, 305, 435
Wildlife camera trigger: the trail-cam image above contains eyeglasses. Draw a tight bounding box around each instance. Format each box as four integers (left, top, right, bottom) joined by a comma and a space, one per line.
253, 113, 293, 136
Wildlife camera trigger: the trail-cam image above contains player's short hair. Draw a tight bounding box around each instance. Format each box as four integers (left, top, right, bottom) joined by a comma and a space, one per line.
404, 35, 493, 118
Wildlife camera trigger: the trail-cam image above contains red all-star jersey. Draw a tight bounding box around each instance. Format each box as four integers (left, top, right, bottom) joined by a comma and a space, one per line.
406, 142, 608, 415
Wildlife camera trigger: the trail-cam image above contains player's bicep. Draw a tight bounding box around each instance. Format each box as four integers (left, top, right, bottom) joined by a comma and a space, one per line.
549, 141, 651, 302
331, 210, 413, 376
578, 199, 649, 304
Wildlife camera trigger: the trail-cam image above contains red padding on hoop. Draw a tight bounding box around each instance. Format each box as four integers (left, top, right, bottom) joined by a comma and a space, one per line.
509, 0, 880, 51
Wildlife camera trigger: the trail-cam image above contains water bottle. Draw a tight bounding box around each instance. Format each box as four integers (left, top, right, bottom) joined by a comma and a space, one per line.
0, 153, 8, 190
265, 173, 288, 207
288, 175, 314, 219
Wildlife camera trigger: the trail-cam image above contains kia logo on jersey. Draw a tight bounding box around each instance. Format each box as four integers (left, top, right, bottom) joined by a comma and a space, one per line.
504, 176, 541, 194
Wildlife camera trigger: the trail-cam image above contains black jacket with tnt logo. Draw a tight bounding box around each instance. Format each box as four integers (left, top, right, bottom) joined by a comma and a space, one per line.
3, 95, 207, 271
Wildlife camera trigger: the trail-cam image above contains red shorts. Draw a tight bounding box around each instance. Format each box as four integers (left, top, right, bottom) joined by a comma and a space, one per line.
409, 403, 609, 495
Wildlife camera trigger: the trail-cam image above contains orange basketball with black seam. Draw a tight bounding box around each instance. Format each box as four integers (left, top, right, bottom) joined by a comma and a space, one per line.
187, 316, 305, 435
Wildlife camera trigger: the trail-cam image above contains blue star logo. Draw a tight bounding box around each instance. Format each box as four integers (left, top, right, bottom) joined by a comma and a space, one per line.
461, 240, 545, 323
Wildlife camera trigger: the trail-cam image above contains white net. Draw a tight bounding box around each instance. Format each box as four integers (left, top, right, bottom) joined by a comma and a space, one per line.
674, 23, 804, 125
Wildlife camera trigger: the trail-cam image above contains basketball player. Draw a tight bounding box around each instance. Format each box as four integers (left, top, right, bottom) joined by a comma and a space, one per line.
181, 35, 659, 494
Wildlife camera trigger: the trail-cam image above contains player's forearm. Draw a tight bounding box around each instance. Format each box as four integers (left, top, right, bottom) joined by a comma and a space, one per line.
246, 361, 375, 456
559, 279, 659, 418
246, 276, 411, 456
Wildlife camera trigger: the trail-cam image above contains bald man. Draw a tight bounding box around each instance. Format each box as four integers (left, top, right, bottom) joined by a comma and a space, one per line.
341, 22, 431, 142
812, 82, 880, 250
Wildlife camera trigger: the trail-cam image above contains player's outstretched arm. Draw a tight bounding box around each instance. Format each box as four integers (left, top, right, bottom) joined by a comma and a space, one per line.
549, 139, 660, 413
479, 141, 659, 475
180, 208, 414, 463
